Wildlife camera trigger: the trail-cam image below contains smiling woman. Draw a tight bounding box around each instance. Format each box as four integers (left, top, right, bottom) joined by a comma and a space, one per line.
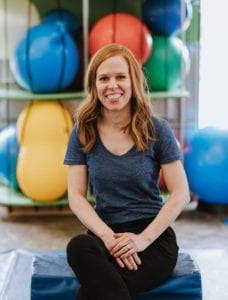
63, 43, 190, 300
199, 0, 228, 129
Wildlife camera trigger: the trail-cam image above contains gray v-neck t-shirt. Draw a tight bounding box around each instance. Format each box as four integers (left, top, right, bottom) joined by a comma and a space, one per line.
64, 116, 182, 225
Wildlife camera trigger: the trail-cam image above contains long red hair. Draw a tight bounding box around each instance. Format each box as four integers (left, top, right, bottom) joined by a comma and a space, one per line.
75, 43, 156, 152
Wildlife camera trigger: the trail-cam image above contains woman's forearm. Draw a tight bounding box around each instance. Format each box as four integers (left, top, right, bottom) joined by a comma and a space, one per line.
140, 191, 190, 246
69, 195, 114, 241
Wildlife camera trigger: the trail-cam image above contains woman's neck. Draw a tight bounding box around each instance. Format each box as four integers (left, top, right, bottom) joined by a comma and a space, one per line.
99, 110, 131, 130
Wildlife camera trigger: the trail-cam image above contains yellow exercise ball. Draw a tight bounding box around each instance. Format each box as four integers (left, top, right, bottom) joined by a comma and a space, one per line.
16, 100, 73, 202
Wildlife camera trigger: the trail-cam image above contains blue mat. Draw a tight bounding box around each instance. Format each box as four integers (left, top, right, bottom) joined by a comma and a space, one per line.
0, 249, 202, 300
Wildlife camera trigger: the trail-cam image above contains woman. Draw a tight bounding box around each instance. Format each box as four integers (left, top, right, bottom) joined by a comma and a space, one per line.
64, 43, 190, 300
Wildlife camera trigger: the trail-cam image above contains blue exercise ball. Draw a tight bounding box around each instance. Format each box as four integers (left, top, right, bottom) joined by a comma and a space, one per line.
0, 124, 19, 189
142, 0, 192, 36
184, 127, 228, 204
43, 9, 79, 36
10, 22, 79, 93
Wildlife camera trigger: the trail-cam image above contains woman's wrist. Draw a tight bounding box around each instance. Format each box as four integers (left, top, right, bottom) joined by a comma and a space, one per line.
98, 227, 114, 242
139, 230, 155, 246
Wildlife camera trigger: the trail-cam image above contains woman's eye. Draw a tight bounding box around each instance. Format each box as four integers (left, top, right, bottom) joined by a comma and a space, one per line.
118, 75, 126, 80
101, 77, 109, 82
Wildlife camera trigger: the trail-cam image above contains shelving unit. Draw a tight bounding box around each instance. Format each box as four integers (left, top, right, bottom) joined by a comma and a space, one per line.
0, 0, 193, 214
0, 91, 189, 213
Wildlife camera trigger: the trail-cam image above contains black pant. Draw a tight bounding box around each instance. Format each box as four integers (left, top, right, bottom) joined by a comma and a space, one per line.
66, 218, 179, 300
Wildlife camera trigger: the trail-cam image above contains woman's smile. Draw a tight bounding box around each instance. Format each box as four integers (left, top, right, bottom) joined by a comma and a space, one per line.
105, 93, 124, 104
106, 93, 122, 100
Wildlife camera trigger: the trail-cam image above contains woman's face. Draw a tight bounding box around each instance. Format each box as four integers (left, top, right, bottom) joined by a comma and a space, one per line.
96, 55, 132, 114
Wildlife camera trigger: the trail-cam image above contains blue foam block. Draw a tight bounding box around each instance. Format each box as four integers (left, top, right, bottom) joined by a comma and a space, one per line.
31, 251, 202, 300
31, 251, 77, 300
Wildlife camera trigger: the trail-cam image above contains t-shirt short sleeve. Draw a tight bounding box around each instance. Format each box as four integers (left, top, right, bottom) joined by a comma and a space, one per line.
64, 125, 86, 165
153, 117, 182, 165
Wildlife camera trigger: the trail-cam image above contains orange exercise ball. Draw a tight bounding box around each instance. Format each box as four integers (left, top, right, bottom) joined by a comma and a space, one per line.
89, 13, 153, 64
16, 101, 73, 202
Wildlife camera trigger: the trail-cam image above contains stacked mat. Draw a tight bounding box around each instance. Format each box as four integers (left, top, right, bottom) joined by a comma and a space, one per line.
0, 249, 202, 300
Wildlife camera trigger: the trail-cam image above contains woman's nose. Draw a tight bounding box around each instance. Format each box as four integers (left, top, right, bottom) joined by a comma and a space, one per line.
108, 79, 118, 89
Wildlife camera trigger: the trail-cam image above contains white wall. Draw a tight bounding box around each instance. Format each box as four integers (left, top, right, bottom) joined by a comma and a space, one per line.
199, 0, 228, 129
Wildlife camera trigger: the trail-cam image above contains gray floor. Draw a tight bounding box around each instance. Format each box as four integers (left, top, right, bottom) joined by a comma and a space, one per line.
0, 200, 228, 300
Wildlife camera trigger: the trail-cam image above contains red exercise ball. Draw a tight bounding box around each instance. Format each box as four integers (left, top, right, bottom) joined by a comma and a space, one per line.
159, 170, 166, 190
89, 13, 153, 64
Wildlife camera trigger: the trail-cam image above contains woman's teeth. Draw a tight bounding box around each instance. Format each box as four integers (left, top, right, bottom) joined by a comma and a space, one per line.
107, 94, 121, 99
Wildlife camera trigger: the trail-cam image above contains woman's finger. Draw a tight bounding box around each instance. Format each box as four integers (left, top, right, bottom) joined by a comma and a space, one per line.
115, 257, 125, 268
122, 256, 138, 270
132, 252, 141, 265
111, 241, 131, 257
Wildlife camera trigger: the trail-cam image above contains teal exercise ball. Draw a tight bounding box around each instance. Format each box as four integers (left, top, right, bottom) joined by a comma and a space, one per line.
0, 124, 19, 189
184, 127, 228, 204
10, 22, 79, 93
143, 35, 190, 91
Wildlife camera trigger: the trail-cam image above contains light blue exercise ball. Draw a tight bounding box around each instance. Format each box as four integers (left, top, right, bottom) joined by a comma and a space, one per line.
184, 127, 228, 204
10, 22, 79, 93
0, 124, 19, 189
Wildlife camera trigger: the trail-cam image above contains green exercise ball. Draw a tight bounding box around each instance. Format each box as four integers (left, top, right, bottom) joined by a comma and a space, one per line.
143, 35, 190, 91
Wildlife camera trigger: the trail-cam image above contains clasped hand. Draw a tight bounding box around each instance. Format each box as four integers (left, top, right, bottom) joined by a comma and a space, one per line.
107, 232, 149, 271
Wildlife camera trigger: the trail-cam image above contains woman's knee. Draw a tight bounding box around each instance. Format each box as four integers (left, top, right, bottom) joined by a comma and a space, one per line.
67, 234, 89, 249
67, 234, 106, 264
67, 234, 88, 265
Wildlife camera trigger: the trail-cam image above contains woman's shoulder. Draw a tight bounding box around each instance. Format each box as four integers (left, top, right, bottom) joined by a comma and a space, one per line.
151, 115, 175, 142
71, 123, 81, 138
69, 123, 82, 145
151, 115, 168, 131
